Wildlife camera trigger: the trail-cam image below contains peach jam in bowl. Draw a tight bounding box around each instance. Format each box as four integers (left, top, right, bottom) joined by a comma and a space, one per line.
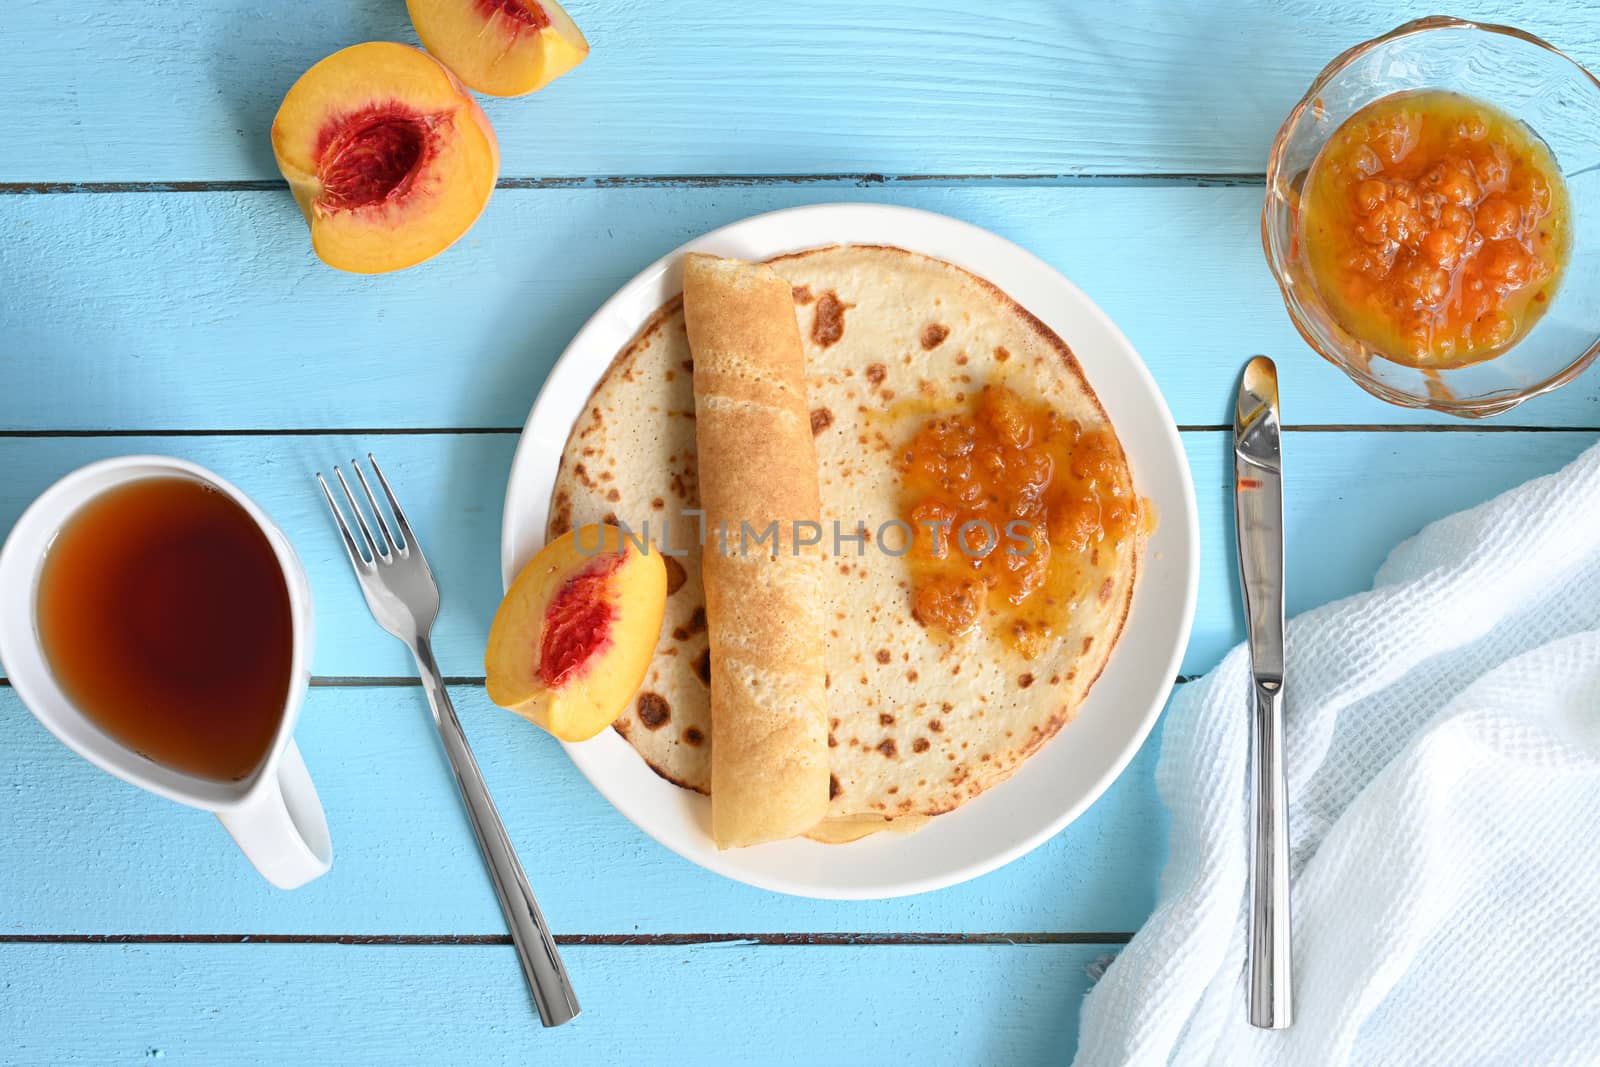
1263, 17, 1600, 417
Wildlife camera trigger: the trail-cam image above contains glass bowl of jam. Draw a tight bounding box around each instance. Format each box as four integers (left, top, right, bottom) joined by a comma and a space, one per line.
1264, 17, 1600, 417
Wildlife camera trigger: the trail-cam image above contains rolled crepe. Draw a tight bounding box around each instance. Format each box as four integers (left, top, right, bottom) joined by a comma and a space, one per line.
682, 253, 830, 848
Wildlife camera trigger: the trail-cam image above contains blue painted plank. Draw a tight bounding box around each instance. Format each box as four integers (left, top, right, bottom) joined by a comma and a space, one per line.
0, 684, 1167, 934
2, 430, 1593, 936
2, 0, 1594, 182
0, 942, 1113, 1065
4, 186, 1599, 433
0, 431, 1591, 682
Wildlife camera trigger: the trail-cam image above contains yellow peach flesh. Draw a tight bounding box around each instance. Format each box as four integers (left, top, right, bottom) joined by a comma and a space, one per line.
407, 0, 590, 97
270, 42, 499, 274
486, 524, 668, 742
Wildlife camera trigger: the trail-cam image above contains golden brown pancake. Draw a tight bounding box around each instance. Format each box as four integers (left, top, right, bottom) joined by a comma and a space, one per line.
548, 245, 1142, 827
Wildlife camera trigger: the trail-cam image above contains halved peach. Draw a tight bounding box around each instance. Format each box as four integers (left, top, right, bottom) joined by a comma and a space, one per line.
486, 524, 667, 742
407, 0, 590, 97
270, 42, 499, 274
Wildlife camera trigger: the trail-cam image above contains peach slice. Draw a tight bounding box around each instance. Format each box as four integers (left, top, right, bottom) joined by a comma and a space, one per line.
406, 0, 590, 97
271, 42, 499, 274
486, 523, 667, 742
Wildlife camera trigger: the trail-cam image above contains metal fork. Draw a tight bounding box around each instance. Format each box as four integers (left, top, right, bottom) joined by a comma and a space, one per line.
318, 455, 579, 1028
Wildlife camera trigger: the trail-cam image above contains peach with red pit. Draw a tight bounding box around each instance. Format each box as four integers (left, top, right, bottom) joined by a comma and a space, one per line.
271, 42, 499, 274
487, 524, 668, 742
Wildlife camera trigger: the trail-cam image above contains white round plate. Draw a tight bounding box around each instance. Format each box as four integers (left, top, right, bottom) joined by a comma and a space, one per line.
502, 203, 1199, 900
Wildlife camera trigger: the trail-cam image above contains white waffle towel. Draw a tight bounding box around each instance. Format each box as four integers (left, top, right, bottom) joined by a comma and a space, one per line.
1074, 442, 1600, 1066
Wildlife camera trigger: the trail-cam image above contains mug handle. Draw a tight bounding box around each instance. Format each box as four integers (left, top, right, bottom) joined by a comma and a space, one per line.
217, 739, 332, 889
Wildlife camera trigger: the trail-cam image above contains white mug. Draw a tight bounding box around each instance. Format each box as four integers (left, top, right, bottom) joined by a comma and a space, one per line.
0, 456, 332, 889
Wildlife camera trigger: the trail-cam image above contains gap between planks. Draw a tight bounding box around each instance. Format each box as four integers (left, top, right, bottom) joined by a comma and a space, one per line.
0, 932, 1132, 947
0, 174, 1265, 196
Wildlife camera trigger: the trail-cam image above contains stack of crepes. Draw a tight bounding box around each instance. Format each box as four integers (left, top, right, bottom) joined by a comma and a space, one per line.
548, 244, 1143, 847
680, 254, 831, 847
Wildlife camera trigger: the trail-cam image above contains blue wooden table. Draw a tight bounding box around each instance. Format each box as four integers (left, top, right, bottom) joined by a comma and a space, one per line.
2, 1, 1596, 1062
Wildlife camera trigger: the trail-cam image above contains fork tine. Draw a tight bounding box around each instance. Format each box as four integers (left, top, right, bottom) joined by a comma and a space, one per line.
366, 454, 417, 555
317, 472, 371, 571
351, 459, 397, 557
334, 466, 384, 561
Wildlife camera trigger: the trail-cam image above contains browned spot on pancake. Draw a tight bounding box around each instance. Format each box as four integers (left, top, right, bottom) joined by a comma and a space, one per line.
687, 606, 707, 634
880, 388, 896, 402
1067, 669, 1078, 681
887, 786, 899, 795
599, 470, 614, 482
651, 497, 665, 510
877, 738, 897, 758
681, 358, 694, 372
929, 719, 943, 733
906, 669, 918, 683
825, 675, 832, 690
1019, 673, 1034, 689
1050, 674, 1061, 685
664, 370, 675, 382
573, 462, 594, 488
921, 323, 950, 350
950, 767, 968, 786
875, 648, 891, 664
794, 284, 815, 305
672, 626, 689, 641
601, 512, 618, 525
879, 713, 895, 727
636, 692, 670, 730
838, 562, 852, 575
829, 774, 841, 798
692, 649, 712, 686
662, 555, 687, 595
606, 488, 621, 503
549, 501, 572, 537
995, 345, 1011, 362
1099, 577, 1114, 603
865, 363, 887, 387
859, 674, 869, 686
912, 737, 930, 754
1082, 635, 1094, 653
683, 726, 704, 746
828, 734, 838, 748
812, 291, 850, 347
810, 408, 834, 435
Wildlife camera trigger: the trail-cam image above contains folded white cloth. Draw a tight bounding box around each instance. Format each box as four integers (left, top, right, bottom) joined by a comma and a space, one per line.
1074, 442, 1600, 1066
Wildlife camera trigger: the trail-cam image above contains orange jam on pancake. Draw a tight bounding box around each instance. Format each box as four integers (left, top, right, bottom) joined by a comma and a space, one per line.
1301, 90, 1570, 368
897, 384, 1134, 658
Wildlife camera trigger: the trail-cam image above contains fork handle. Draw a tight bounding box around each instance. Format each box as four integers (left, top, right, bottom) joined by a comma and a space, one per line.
412, 637, 580, 1027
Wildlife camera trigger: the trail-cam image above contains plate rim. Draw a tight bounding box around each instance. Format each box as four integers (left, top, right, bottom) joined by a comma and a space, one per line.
501, 202, 1199, 900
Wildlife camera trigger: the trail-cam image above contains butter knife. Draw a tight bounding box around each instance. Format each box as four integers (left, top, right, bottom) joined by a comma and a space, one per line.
1234, 356, 1292, 1030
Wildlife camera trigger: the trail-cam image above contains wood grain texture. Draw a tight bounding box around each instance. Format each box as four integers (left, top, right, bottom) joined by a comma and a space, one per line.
0, 430, 1591, 681
1, 1, 1594, 183
0, 685, 1165, 936
0, 942, 1118, 1064
5, 185, 1600, 433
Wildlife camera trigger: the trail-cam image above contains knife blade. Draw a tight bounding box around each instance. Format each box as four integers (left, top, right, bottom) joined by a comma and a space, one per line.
1234, 355, 1292, 1030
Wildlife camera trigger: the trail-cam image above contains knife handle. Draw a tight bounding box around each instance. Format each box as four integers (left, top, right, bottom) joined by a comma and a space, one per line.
1249, 679, 1293, 1029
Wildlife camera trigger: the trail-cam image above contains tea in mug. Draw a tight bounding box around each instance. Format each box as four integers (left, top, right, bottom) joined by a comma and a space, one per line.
36, 476, 293, 781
